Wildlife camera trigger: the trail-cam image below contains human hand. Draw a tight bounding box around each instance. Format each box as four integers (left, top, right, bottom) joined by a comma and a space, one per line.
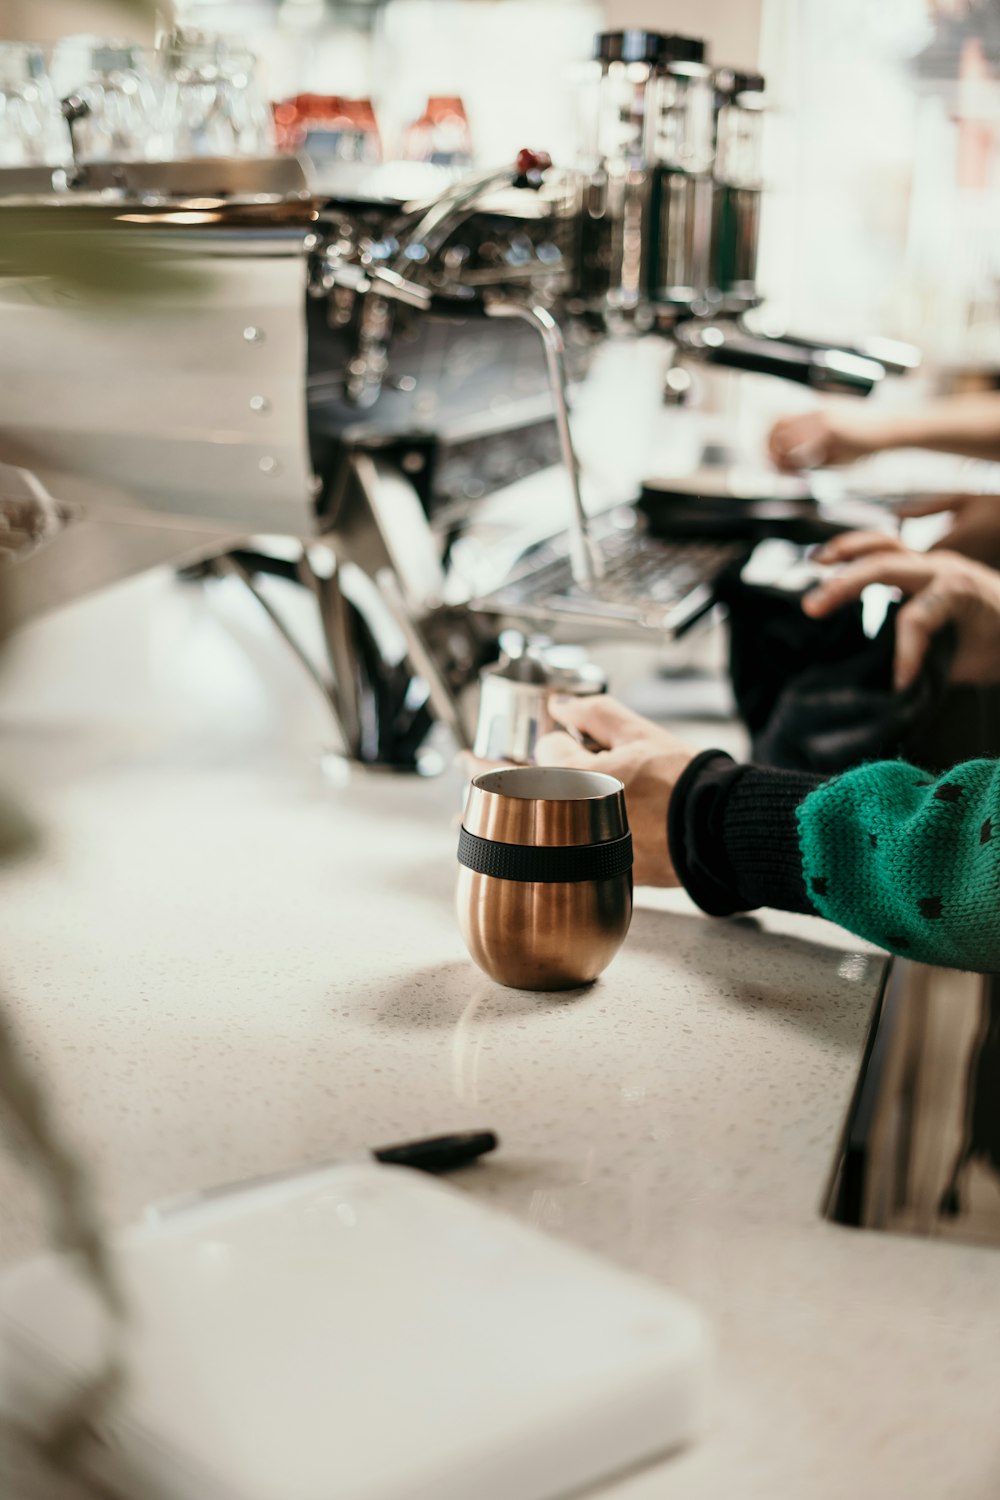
809, 529, 908, 567
0, 499, 47, 561
0, 493, 64, 562
534, 695, 697, 887
802, 542, 1000, 689
893, 492, 1000, 567
768, 407, 879, 473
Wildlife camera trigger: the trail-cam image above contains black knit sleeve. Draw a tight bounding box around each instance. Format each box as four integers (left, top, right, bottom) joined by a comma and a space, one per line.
668, 751, 826, 917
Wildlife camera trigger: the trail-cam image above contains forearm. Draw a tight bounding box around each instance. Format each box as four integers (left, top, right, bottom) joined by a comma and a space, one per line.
668, 752, 821, 917
669, 753, 1000, 971
862, 393, 1000, 462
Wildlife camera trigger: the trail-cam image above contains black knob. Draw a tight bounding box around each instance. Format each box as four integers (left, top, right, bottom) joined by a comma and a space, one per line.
60, 94, 91, 123
714, 68, 764, 94
661, 34, 707, 66
594, 30, 668, 66
594, 30, 707, 67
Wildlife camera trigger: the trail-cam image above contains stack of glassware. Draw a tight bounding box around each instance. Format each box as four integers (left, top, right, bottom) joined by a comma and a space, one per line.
0, 43, 61, 165
0, 30, 274, 167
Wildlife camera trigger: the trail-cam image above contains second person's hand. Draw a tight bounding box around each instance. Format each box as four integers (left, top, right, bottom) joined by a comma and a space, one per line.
802, 545, 1000, 689
895, 492, 1000, 568
768, 407, 880, 473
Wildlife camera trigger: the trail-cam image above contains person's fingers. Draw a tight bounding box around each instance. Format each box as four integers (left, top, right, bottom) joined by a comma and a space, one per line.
812, 530, 907, 565
534, 729, 597, 768
801, 553, 937, 617
770, 448, 801, 475
0, 530, 35, 554
787, 437, 828, 469
768, 415, 810, 468
893, 588, 954, 690
547, 693, 646, 748
768, 429, 795, 473
894, 492, 972, 518
769, 428, 822, 472
768, 416, 799, 446
930, 513, 1000, 566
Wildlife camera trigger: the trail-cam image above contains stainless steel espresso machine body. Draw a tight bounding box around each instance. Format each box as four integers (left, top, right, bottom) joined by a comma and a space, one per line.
0, 27, 911, 769
0, 150, 595, 765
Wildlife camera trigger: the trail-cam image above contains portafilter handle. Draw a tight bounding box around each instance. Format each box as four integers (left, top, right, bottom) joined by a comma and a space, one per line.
675, 322, 885, 397
742, 326, 921, 378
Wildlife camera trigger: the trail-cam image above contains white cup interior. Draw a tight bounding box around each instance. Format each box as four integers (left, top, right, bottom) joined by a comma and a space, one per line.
473, 767, 622, 801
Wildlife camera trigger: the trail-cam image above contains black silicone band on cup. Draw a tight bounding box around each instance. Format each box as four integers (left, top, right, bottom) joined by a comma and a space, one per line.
457, 827, 633, 884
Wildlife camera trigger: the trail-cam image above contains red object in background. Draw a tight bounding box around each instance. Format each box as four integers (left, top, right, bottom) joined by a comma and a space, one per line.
271, 98, 302, 153
515, 148, 552, 180
403, 96, 473, 166
272, 94, 382, 162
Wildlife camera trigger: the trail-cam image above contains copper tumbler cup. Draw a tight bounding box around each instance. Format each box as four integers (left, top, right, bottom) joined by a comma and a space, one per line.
457, 766, 633, 991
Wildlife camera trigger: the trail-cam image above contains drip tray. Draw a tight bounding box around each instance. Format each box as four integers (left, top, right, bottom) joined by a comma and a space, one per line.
826, 961, 1000, 1248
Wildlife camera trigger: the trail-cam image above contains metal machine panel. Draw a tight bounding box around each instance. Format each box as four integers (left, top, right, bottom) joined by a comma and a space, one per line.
0, 231, 317, 535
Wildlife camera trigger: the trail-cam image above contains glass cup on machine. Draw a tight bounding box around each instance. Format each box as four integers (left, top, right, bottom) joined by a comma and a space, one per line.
50, 37, 160, 162
0, 43, 61, 167
156, 32, 274, 159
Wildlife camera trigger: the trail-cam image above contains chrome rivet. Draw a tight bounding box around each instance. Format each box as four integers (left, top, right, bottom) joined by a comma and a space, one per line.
258, 456, 281, 475
249, 395, 270, 413
243, 325, 265, 342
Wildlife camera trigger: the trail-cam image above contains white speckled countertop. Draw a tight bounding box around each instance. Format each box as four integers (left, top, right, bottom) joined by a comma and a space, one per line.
1, 572, 999, 1500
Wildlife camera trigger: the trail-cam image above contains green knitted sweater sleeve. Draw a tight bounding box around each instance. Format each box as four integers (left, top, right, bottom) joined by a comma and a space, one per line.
796, 759, 1000, 970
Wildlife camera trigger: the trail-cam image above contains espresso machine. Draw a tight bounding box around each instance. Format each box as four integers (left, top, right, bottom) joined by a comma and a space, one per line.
0, 27, 911, 769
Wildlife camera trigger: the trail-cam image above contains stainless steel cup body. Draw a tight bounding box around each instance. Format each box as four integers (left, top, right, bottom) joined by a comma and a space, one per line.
473, 670, 555, 765
457, 767, 633, 991
472, 653, 606, 765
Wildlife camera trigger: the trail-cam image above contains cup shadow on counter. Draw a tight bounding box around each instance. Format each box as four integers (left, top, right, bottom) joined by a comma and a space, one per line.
623, 905, 883, 1052
367, 903, 881, 1050
371, 960, 595, 1033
